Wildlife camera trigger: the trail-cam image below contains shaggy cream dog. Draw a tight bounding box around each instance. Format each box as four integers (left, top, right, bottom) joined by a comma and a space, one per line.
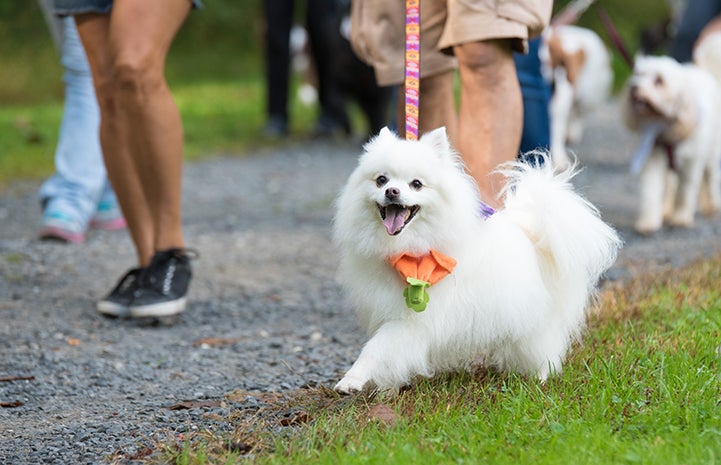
622, 54, 721, 235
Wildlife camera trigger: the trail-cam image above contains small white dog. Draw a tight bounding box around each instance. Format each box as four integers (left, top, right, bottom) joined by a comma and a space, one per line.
622, 54, 721, 235
333, 128, 621, 393
541, 25, 613, 171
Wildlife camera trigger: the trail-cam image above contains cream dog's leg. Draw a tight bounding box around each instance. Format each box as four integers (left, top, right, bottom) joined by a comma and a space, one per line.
335, 320, 431, 393
636, 152, 668, 234
700, 160, 721, 216
670, 158, 706, 227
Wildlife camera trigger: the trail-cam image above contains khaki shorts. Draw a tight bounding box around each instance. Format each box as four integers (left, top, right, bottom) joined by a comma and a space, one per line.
350, 0, 552, 86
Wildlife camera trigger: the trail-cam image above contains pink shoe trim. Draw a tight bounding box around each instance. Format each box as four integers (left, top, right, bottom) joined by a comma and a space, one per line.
89, 217, 127, 231
39, 226, 85, 244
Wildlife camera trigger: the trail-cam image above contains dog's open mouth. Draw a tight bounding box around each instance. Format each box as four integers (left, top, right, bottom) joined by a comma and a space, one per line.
378, 203, 420, 235
630, 94, 664, 119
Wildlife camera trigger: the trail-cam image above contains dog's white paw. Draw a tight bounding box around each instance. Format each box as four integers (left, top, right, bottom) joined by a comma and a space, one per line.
701, 206, 720, 217
334, 373, 371, 394
634, 218, 661, 235
669, 211, 694, 228
551, 150, 571, 173
566, 121, 583, 145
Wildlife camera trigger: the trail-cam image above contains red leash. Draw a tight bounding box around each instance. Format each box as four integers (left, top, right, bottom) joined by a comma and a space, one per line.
551, 0, 596, 27
596, 4, 635, 69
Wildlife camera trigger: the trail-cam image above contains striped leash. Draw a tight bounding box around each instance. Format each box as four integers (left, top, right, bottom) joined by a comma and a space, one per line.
404, 0, 420, 140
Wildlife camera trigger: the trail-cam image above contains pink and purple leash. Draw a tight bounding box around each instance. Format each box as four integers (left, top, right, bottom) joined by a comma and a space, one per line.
404, 0, 420, 141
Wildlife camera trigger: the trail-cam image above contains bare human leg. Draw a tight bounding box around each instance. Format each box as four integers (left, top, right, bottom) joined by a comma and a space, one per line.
454, 39, 522, 208
75, 0, 191, 267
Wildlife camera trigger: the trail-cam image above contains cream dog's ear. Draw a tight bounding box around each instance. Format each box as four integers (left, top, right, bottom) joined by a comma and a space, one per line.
668, 84, 697, 142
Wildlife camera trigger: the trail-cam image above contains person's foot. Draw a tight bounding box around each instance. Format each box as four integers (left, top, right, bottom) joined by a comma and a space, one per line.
308, 115, 351, 140
89, 200, 126, 231
39, 210, 85, 244
97, 267, 144, 318
129, 248, 196, 318
262, 115, 289, 138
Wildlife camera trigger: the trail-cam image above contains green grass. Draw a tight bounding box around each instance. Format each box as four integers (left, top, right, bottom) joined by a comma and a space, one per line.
0, 60, 320, 190
141, 256, 721, 465
0, 103, 62, 186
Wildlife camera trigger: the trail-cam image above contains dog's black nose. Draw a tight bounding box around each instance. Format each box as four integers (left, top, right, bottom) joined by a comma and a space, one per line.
385, 187, 400, 200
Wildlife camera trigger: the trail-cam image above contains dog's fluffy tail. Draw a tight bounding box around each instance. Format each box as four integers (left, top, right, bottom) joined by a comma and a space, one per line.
499, 155, 621, 336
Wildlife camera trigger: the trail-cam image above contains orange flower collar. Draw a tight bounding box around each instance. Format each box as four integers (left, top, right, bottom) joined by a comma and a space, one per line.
387, 250, 456, 312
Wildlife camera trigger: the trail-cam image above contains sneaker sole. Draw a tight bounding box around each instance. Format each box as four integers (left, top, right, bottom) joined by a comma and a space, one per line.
89, 217, 127, 231
39, 226, 85, 244
129, 297, 187, 318
97, 301, 131, 318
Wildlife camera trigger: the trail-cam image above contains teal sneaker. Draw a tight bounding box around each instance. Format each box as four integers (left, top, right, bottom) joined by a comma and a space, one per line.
89, 200, 126, 231
39, 210, 85, 244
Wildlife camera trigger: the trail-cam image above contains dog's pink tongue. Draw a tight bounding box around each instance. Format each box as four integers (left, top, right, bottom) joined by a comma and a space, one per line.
383, 205, 407, 235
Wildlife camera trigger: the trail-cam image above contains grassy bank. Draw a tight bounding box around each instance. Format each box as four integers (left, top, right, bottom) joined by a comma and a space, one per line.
142, 255, 721, 464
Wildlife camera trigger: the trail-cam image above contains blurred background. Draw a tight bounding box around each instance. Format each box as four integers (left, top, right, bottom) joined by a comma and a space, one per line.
0, 0, 669, 188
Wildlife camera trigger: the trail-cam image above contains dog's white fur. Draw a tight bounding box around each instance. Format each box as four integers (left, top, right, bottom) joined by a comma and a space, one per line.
540, 25, 613, 172
333, 128, 621, 393
622, 54, 721, 234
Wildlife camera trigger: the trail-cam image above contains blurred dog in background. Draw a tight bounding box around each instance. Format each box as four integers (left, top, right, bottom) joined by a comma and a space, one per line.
540, 25, 614, 172
622, 42, 721, 234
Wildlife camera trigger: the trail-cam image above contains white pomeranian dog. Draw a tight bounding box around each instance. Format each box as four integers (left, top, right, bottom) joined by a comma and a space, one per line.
333, 127, 621, 393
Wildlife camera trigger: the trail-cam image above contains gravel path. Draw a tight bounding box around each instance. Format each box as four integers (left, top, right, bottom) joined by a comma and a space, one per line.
2, 99, 721, 464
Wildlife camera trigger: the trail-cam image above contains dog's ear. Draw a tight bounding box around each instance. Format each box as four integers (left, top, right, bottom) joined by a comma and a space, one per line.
668, 84, 696, 141
362, 126, 397, 154
378, 127, 395, 140
420, 126, 451, 155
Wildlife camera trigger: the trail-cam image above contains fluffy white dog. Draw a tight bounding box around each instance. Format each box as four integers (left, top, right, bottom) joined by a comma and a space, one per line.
541, 25, 613, 171
333, 128, 621, 393
622, 55, 721, 235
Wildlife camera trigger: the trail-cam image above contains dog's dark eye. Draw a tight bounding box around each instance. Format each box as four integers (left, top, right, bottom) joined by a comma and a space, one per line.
654, 75, 664, 86
410, 179, 423, 191
376, 175, 388, 187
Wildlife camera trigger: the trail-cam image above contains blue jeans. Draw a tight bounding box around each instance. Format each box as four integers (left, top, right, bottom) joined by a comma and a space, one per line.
39, 16, 118, 230
514, 37, 551, 156
669, 0, 721, 63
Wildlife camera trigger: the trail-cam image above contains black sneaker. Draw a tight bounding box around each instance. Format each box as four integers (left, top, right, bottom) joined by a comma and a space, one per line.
129, 248, 196, 318
97, 267, 144, 318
